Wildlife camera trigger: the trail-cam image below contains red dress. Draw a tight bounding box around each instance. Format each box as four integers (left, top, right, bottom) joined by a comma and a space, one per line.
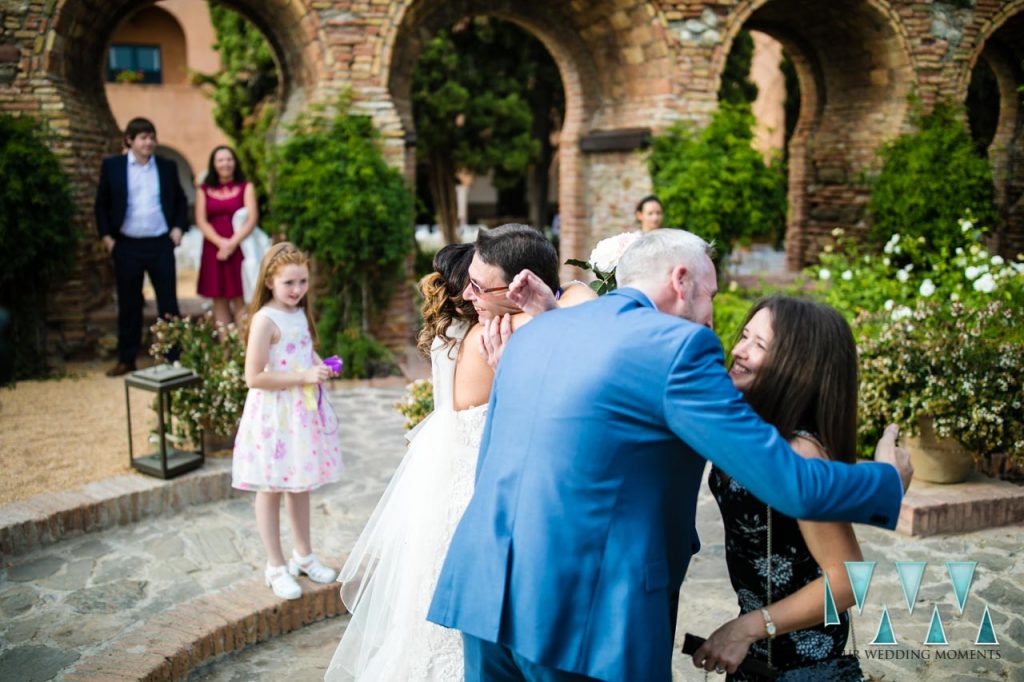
197, 182, 246, 298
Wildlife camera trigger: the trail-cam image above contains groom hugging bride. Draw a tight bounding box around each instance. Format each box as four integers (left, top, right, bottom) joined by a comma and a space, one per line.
328, 225, 913, 682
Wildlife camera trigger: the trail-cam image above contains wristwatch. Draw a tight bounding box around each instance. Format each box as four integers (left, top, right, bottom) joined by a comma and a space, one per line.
760, 607, 777, 639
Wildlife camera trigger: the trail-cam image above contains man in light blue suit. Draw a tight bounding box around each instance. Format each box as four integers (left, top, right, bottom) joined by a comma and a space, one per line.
427, 229, 912, 682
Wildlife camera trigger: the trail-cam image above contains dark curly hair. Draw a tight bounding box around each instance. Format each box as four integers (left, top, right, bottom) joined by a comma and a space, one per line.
416, 243, 477, 357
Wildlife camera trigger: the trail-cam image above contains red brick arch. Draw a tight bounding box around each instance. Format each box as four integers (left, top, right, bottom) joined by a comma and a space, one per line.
715, 0, 916, 267
1, 0, 324, 353
959, 1, 1024, 255
379, 0, 679, 273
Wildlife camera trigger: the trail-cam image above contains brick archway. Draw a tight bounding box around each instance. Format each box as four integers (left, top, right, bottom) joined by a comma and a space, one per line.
960, 2, 1024, 255
380, 0, 679, 274
2, 0, 323, 353
717, 0, 915, 268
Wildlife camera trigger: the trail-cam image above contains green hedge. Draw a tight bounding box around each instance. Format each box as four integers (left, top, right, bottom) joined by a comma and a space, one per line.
0, 115, 77, 380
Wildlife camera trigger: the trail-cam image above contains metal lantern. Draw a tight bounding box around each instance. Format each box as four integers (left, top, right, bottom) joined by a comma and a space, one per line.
124, 364, 205, 479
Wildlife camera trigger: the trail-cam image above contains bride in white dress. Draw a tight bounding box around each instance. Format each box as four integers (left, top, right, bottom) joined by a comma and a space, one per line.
326, 243, 493, 681
326, 237, 594, 682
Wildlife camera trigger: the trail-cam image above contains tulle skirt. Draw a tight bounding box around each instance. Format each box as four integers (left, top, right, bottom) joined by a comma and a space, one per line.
326, 407, 483, 681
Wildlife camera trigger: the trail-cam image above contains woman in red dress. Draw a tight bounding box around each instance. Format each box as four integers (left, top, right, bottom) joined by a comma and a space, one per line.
196, 145, 259, 327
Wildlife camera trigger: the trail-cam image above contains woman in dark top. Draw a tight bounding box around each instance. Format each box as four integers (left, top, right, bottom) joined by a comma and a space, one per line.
695, 296, 864, 680
196, 145, 258, 327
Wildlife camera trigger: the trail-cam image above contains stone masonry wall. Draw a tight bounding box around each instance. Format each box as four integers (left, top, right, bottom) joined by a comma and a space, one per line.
1, 0, 1022, 359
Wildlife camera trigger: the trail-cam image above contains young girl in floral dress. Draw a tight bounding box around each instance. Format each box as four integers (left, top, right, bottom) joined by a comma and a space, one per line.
233, 242, 344, 599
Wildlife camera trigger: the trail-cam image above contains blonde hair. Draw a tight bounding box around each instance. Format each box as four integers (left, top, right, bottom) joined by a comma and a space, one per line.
245, 242, 318, 347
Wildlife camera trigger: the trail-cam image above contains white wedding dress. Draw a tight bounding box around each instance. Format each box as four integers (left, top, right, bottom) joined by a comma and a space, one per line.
326, 321, 487, 681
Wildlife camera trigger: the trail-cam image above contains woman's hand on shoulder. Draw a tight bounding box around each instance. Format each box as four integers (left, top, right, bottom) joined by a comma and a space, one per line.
507, 269, 558, 317
476, 315, 513, 371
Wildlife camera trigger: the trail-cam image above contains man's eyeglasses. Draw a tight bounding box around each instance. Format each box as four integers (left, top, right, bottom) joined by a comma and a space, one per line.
468, 280, 510, 296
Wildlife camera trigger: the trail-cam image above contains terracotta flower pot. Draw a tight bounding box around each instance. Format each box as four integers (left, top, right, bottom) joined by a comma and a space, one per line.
903, 416, 974, 484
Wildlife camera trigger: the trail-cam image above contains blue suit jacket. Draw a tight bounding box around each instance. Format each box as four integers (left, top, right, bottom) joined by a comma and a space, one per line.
94, 154, 188, 239
428, 288, 903, 682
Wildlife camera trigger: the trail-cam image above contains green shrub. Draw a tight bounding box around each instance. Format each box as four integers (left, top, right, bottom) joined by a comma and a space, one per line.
649, 102, 786, 263
148, 314, 247, 445
807, 219, 1024, 461
318, 313, 397, 380
868, 102, 997, 250
0, 114, 77, 380
269, 96, 414, 378
395, 379, 434, 430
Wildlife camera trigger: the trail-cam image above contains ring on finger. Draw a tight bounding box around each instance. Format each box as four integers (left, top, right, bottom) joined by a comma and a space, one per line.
715, 666, 726, 674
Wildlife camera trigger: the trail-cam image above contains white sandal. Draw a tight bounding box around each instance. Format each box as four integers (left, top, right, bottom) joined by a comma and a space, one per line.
288, 550, 337, 584
265, 563, 302, 600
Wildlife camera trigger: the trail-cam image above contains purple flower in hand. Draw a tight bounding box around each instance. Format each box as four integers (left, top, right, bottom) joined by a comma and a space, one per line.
323, 355, 343, 375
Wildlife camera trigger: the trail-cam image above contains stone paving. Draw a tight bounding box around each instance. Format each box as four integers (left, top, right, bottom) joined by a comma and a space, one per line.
1, 385, 1022, 681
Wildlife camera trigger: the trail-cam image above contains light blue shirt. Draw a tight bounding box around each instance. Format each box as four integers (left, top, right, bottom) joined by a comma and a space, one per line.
121, 153, 166, 238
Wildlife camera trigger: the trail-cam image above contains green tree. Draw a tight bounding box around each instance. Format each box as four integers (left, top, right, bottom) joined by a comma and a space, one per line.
193, 5, 279, 213
0, 115, 77, 380
649, 102, 787, 264
719, 30, 759, 105
868, 102, 996, 249
269, 98, 415, 378
412, 18, 561, 241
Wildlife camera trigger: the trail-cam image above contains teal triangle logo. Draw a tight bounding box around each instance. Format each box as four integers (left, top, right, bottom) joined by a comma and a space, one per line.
845, 561, 876, 614
925, 605, 949, 645
975, 606, 999, 645
824, 574, 840, 626
945, 561, 977, 614
871, 605, 897, 645
895, 561, 927, 614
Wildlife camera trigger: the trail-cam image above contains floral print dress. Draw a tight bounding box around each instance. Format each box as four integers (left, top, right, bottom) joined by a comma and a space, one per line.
709, 448, 851, 679
232, 306, 343, 492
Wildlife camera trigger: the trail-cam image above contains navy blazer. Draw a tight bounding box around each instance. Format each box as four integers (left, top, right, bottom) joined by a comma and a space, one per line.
94, 154, 188, 239
428, 288, 903, 682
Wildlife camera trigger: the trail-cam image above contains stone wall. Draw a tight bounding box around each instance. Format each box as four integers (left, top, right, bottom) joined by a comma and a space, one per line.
1, 0, 1022, 360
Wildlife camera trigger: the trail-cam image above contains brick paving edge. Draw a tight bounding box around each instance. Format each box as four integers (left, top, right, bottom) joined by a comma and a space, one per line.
62, 563, 347, 682
0, 460, 235, 564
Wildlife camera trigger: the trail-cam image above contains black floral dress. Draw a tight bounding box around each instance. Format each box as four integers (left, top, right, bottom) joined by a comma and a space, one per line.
709, 453, 853, 681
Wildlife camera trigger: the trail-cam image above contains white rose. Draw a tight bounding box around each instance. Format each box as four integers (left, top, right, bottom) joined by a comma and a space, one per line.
991, 255, 1004, 266
973, 273, 997, 293
950, 292, 960, 302
960, 219, 973, 233
883, 299, 895, 311
896, 269, 909, 282
841, 270, 853, 281
819, 268, 831, 281
882, 257, 890, 266
589, 231, 640, 272
891, 306, 913, 321
919, 279, 935, 297
965, 266, 980, 280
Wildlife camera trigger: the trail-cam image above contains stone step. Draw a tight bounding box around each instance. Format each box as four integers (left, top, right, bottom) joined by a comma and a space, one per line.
0, 461, 234, 564
897, 473, 1024, 537
62, 566, 346, 682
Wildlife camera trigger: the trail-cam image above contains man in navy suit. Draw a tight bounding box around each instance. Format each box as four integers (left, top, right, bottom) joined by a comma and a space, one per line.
428, 229, 912, 681
95, 117, 188, 376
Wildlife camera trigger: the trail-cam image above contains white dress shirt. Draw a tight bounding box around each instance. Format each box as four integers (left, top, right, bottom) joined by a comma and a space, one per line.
121, 153, 167, 238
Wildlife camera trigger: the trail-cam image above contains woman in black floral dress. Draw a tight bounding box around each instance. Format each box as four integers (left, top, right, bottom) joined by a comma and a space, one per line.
696, 296, 865, 680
